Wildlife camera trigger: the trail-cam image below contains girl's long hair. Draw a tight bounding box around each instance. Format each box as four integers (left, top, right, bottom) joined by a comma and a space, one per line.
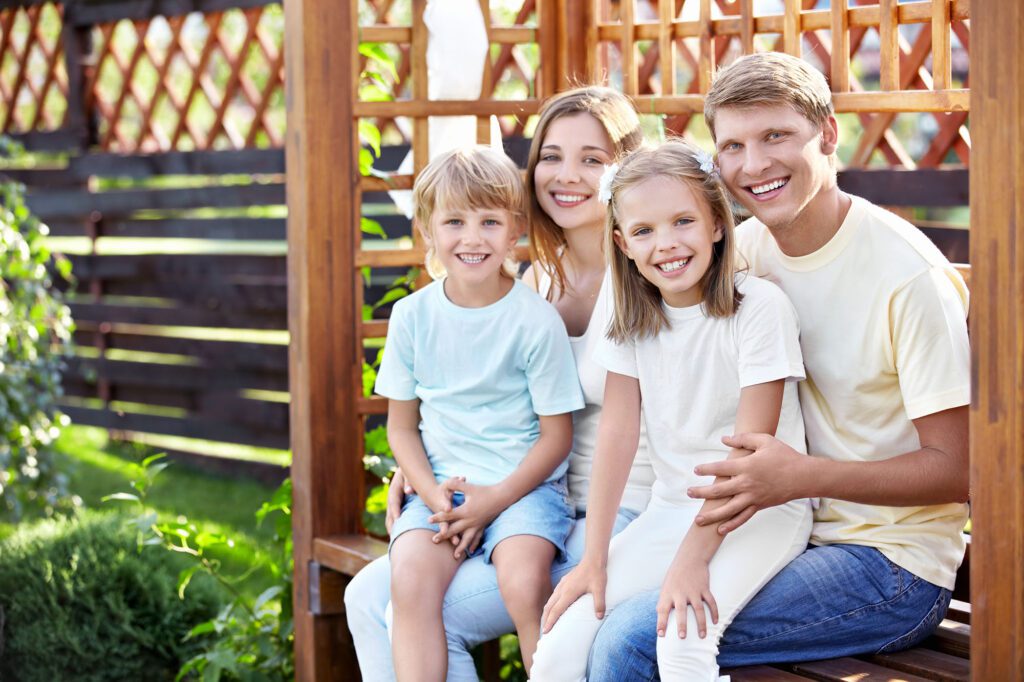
526, 86, 644, 300
606, 139, 743, 343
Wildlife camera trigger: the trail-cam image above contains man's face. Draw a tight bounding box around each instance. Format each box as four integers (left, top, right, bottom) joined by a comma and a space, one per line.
713, 104, 838, 233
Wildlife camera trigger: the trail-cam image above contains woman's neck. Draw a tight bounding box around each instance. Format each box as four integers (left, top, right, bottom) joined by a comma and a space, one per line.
560, 221, 606, 279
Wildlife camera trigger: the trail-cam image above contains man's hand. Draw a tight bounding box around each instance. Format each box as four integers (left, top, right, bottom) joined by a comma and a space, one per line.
428, 478, 506, 559
687, 433, 806, 534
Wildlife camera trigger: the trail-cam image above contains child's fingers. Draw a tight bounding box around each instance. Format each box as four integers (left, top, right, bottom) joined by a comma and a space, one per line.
690, 595, 707, 639
452, 527, 479, 559
542, 589, 572, 633
655, 594, 673, 637
705, 590, 720, 625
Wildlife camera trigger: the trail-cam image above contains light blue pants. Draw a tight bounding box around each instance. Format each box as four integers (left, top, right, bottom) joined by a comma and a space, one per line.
344, 507, 640, 682
587, 543, 953, 681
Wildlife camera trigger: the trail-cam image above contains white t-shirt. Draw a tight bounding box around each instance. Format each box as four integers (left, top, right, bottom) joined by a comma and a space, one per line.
735, 194, 970, 590
537, 268, 655, 513
594, 275, 806, 507
375, 279, 585, 486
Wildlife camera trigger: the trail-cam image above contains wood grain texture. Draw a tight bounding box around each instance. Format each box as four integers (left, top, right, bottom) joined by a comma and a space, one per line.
969, 0, 1024, 677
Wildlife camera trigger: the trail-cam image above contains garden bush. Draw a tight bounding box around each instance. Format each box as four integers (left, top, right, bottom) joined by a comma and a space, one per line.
0, 511, 222, 681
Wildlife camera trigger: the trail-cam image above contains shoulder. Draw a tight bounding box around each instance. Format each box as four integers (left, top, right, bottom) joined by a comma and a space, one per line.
389, 280, 440, 321
735, 273, 791, 308
850, 195, 957, 276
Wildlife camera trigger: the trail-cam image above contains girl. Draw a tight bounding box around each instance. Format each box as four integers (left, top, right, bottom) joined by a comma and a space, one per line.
530, 140, 813, 681
344, 87, 655, 682
377, 146, 584, 680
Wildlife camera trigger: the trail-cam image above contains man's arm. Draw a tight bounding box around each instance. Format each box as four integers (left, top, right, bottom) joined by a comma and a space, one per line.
690, 405, 968, 533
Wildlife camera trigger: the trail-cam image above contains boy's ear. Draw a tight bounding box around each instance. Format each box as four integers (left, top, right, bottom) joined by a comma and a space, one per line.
414, 218, 433, 245
612, 229, 633, 259
820, 115, 839, 155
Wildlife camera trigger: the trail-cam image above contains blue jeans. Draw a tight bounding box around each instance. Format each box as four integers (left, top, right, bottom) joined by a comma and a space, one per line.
346, 506, 640, 682
588, 543, 952, 680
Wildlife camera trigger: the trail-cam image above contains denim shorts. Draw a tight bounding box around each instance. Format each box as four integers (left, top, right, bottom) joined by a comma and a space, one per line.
389, 478, 574, 564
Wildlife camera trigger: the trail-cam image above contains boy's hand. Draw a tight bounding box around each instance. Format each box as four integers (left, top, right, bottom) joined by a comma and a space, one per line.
384, 468, 415, 535
542, 556, 607, 633
657, 556, 718, 640
428, 479, 507, 555
420, 480, 458, 544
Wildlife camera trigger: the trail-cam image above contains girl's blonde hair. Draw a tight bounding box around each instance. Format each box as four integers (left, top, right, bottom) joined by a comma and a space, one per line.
606, 139, 742, 343
526, 86, 644, 300
412, 145, 526, 280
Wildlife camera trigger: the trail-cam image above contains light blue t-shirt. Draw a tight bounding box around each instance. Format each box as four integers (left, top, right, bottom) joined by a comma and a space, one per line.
375, 279, 585, 486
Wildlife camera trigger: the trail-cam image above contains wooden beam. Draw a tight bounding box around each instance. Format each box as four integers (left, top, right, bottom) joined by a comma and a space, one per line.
969, 0, 1024, 678
284, 0, 362, 678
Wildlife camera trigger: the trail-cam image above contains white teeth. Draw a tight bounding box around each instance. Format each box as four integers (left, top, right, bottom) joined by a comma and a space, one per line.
751, 178, 787, 195
553, 193, 587, 204
458, 254, 486, 264
657, 258, 690, 272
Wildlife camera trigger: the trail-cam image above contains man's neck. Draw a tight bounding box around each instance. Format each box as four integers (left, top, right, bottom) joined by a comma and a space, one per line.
771, 186, 853, 258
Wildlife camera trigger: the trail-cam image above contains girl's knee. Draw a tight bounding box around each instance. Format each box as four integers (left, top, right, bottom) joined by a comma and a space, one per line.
656, 611, 722, 680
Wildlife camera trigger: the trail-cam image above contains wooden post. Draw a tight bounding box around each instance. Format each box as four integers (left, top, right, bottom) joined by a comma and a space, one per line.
284, 0, 363, 678
969, 0, 1024, 678
558, 0, 592, 88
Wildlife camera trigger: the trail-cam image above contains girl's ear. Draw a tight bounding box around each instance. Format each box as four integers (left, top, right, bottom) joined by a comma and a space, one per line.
612, 229, 633, 259
713, 220, 725, 243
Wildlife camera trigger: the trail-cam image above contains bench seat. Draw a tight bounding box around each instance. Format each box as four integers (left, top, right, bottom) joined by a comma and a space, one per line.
314, 533, 971, 681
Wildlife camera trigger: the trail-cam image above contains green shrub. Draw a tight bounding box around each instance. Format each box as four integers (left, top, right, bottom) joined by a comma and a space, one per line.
0, 511, 223, 682
1, 137, 76, 521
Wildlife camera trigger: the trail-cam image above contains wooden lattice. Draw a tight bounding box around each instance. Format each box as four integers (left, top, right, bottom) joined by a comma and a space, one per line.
596, 0, 969, 169
0, 1, 68, 135
85, 5, 285, 152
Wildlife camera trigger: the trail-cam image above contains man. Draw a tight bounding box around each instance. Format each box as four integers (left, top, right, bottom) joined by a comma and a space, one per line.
587, 52, 970, 679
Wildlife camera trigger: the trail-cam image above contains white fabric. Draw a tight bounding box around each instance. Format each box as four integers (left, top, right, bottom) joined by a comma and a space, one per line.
388, 0, 500, 217
375, 279, 584, 486
531, 486, 812, 681
536, 268, 656, 513
734, 194, 971, 590
593, 275, 807, 506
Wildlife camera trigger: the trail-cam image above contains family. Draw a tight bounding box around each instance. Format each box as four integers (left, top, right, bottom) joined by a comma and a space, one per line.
344, 51, 971, 681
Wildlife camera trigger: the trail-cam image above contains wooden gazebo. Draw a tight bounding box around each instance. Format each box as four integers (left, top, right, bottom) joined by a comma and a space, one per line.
284, 1, 1022, 679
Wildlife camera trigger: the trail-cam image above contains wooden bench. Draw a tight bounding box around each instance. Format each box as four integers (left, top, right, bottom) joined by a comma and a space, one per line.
314, 532, 970, 681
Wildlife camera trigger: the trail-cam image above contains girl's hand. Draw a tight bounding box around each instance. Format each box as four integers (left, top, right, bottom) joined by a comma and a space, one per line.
657, 557, 718, 639
541, 557, 608, 633
384, 468, 415, 535
428, 479, 505, 554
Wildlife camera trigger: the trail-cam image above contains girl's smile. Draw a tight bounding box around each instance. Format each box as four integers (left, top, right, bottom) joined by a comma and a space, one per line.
613, 176, 722, 309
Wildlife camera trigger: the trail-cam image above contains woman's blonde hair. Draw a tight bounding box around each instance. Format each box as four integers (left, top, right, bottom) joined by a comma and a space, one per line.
412, 145, 526, 280
526, 86, 644, 300
606, 139, 742, 342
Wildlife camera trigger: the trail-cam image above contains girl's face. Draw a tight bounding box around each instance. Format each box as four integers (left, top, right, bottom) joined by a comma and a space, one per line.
533, 113, 614, 233
613, 176, 723, 309
423, 204, 518, 290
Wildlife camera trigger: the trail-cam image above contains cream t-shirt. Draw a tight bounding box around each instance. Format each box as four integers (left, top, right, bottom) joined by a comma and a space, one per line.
735, 195, 970, 590
537, 268, 655, 513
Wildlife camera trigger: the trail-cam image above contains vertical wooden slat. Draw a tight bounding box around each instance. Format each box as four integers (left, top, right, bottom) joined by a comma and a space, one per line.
970, 0, 1024, 679
60, 8, 96, 149
830, 0, 849, 92
477, 0, 492, 143
657, 0, 674, 96
620, 0, 637, 97
931, 0, 951, 91
557, 0, 593, 87
698, 0, 712, 94
739, 0, 754, 55
538, 0, 558, 98
879, 0, 900, 92
783, 0, 801, 57
284, 0, 361, 677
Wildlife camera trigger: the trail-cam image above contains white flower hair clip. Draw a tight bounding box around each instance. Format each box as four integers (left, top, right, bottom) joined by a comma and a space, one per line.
695, 149, 717, 176
598, 163, 619, 205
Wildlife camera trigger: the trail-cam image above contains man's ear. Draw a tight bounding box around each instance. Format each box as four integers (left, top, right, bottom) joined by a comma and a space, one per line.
612, 229, 632, 259
820, 115, 839, 155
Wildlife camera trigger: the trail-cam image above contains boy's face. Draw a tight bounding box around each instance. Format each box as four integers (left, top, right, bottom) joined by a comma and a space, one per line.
713, 104, 838, 233
422, 205, 519, 285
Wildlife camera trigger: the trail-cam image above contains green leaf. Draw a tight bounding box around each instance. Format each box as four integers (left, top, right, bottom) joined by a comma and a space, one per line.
361, 217, 387, 239
358, 119, 382, 158
359, 148, 375, 176
254, 585, 284, 611
372, 287, 409, 310
358, 43, 398, 80
177, 564, 200, 599
102, 492, 140, 503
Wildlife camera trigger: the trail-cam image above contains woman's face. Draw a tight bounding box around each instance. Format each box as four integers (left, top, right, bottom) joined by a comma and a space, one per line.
533, 113, 615, 234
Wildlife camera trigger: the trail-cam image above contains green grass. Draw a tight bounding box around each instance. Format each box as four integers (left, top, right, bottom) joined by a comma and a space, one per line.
2, 425, 284, 600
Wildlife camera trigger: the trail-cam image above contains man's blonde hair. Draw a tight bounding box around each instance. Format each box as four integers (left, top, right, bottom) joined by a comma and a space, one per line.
704, 52, 834, 140
606, 140, 742, 342
413, 146, 525, 279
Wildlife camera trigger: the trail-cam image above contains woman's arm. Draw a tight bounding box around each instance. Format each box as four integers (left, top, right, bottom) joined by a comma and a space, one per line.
542, 371, 641, 630
656, 379, 784, 639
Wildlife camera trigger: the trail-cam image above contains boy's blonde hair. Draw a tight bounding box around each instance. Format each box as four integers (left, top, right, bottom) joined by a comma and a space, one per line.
526, 86, 644, 300
606, 139, 742, 342
704, 52, 834, 140
413, 145, 526, 280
